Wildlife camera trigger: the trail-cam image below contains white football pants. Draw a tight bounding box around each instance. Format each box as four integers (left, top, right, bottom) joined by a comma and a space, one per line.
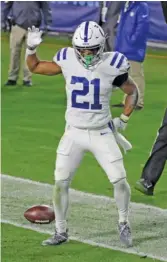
54, 124, 126, 183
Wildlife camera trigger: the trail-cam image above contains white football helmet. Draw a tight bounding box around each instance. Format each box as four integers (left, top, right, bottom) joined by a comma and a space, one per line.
72, 21, 106, 69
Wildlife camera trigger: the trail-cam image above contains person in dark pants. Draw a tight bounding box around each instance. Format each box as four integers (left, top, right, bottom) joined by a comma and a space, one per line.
135, 2, 167, 196
161, 1, 167, 23
99, 1, 124, 52
135, 108, 167, 195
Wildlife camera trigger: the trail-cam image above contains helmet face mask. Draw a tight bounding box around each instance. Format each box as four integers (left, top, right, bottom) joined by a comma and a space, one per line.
75, 45, 103, 68
72, 21, 106, 69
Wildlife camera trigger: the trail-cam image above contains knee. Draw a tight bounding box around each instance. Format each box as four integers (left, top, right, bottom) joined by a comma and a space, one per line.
55, 179, 70, 193
11, 43, 22, 52
113, 178, 131, 195
54, 166, 71, 181
113, 177, 128, 187
53, 179, 70, 206
108, 159, 127, 184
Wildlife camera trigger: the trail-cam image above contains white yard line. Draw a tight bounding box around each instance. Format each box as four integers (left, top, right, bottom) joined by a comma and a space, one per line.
2, 174, 166, 212
1, 174, 167, 261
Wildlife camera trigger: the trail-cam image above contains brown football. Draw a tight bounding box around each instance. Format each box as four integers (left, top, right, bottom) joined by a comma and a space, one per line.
24, 205, 55, 224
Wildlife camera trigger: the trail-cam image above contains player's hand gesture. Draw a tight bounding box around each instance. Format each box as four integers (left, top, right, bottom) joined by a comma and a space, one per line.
27, 26, 43, 50
113, 117, 127, 131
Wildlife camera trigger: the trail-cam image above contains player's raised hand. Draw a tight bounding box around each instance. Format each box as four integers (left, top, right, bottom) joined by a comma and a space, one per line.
27, 26, 43, 50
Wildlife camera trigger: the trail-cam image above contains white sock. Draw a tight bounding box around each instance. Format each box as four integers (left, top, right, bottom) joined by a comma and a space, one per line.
55, 220, 67, 234
53, 180, 69, 233
113, 178, 131, 224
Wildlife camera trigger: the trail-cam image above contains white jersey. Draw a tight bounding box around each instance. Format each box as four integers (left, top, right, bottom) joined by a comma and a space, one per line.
53, 47, 130, 129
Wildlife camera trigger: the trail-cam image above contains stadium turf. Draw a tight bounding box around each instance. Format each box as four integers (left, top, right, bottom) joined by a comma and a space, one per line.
1, 33, 167, 262
3, 224, 159, 262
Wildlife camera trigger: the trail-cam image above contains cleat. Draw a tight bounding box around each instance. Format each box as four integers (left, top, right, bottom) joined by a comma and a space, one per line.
42, 231, 68, 246
5, 80, 17, 86
135, 179, 154, 196
118, 222, 133, 247
23, 80, 32, 87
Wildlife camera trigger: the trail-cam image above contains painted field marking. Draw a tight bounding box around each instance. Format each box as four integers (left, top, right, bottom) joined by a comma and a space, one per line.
1, 174, 167, 261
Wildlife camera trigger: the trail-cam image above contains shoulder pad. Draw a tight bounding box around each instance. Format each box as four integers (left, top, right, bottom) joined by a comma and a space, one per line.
53, 47, 75, 67
102, 52, 130, 76
110, 52, 129, 70
56, 47, 68, 62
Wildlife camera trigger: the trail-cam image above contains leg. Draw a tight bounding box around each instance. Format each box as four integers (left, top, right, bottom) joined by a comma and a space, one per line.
142, 147, 167, 186
123, 61, 145, 108
90, 130, 132, 247
102, 24, 115, 52
42, 132, 84, 246
143, 110, 167, 185
101, 1, 123, 52
135, 148, 167, 196
23, 33, 32, 83
135, 110, 167, 195
94, 156, 131, 224
7, 25, 25, 82
54, 149, 84, 234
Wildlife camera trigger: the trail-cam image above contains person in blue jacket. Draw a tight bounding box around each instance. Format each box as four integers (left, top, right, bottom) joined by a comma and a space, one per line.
112, 1, 149, 110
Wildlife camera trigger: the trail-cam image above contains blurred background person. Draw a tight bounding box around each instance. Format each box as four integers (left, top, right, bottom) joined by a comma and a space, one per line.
161, 1, 167, 23
1, 1, 52, 87
100, 1, 124, 51
112, 1, 149, 110
135, 108, 167, 195
135, 4, 167, 196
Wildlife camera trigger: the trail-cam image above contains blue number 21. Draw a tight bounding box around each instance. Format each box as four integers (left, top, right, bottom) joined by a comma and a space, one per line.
71, 76, 102, 110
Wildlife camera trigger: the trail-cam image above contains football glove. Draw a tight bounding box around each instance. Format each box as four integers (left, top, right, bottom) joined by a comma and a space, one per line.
27, 26, 43, 50
113, 114, 129, 131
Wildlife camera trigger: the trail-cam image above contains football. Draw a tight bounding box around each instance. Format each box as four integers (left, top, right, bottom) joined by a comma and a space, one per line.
24, 205, 55, 224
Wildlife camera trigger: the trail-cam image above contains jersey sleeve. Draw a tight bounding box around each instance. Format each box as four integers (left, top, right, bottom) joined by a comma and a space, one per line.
110, 52, 130, 75
53, 47, 68, 67
108, 52, 130, 87
112, 73, 128, 87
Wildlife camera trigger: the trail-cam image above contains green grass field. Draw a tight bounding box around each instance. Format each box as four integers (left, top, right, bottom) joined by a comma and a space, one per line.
1, 33, 167, 262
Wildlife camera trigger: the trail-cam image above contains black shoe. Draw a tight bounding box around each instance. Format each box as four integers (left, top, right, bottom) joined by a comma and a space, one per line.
5, 80, 17, 86
135, 179, 154, 196
112, 103, 124, 108
23, 80, 32, 87
135, 105, 143, 111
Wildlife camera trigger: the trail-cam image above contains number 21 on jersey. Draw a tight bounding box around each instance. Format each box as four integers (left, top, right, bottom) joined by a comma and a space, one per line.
71, 76, 102, 110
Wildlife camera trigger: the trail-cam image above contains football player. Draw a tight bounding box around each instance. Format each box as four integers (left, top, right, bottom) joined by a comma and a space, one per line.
26, 22, 139, 247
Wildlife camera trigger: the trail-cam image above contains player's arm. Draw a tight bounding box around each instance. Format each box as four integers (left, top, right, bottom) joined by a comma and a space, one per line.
26, 53, 62, 76
112, 72, 139, 131
120, 75, 138, 117
26, 26, 62, 76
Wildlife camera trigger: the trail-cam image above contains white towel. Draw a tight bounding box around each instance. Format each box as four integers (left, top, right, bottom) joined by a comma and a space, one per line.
114, 131, 132, 153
